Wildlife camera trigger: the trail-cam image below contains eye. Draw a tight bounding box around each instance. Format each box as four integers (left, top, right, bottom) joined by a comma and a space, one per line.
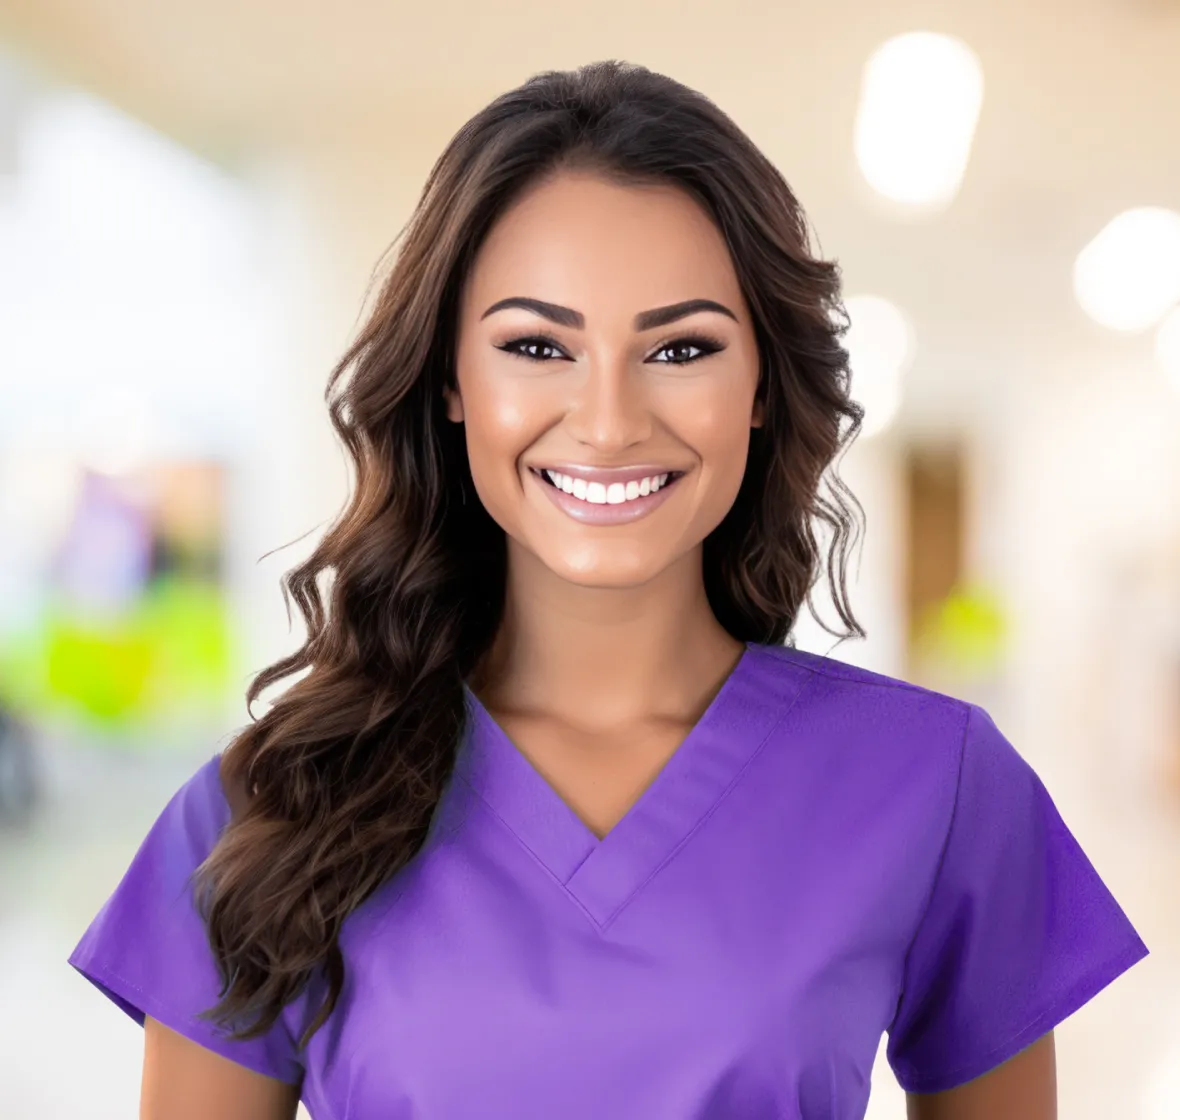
496, 335, 569, 363
648, 335, 725, 365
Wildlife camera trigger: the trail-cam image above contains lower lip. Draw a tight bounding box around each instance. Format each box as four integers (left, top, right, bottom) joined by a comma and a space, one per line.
529, 470, 681, 525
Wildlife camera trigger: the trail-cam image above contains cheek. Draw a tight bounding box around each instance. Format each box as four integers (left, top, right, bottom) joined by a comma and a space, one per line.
701, 432, 753, 519
677, 383, 757, 488
467, 394, 530, 453
458, 378, 543, 507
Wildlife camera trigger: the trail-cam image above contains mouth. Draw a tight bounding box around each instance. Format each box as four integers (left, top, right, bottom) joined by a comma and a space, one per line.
525, 464, 688, 526
528, 467, 686, 506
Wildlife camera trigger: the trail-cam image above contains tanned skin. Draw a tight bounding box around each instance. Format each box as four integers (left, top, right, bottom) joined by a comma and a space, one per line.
141, 1019, 299, 1120
906, 1033, 1056, 1119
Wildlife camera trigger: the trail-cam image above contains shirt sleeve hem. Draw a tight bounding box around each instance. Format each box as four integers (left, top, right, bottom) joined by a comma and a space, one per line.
67, 948, 304, 1087
893, 935, 1149, 1095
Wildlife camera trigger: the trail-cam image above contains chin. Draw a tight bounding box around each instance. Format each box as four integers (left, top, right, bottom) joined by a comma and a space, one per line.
545, 548, 669, 590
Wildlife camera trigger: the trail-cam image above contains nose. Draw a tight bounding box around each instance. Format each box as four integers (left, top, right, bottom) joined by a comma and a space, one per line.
564, 352, 652, 454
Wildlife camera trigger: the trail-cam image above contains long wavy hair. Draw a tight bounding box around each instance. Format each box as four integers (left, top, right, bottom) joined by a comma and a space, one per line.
196, 59, 865, 1047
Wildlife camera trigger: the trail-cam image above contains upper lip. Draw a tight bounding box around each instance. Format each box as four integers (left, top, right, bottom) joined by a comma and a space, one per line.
528, 463, 685, 485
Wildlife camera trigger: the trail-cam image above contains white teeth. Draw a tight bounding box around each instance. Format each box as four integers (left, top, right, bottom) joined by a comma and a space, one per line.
538, 470, 677, 505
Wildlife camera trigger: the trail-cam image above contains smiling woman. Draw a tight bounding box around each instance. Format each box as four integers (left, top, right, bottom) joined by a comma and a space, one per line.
67, 60, 1146, 1120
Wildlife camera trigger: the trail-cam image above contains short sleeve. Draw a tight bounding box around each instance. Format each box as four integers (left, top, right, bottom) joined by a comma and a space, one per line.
68, 755, 304, 1085
886, 703, 1149, 1094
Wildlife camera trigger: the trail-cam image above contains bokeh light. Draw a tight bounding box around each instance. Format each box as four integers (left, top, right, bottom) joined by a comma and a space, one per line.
1074, 207, 1180, 332
854, 31, 984, 210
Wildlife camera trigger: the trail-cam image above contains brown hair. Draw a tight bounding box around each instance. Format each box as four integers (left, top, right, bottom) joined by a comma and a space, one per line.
196, 59, 864, 1046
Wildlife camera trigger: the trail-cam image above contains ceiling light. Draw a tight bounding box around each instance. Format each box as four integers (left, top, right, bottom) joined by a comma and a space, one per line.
854, 31, 984, 209
1074, 207, 1180, 331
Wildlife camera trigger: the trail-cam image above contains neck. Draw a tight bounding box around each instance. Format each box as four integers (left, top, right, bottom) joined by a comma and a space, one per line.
475, 542, 745, 728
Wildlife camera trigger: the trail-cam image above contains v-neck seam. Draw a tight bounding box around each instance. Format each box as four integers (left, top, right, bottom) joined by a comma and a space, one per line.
469, 708, 602, 848
455, 644, 812, 931
593, 667, 816, 932
460, 645, 757, 854
455, 769, 607, 930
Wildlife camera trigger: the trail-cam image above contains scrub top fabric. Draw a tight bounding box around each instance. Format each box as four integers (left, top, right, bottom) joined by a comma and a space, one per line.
69, 642, 1149, 1119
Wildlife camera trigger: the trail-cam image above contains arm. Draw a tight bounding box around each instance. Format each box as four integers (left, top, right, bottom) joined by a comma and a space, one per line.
905, 1031, 1056, 1120
141, 1017, 301, 1120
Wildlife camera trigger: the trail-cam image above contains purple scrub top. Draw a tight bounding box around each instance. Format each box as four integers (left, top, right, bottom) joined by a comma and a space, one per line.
70, 642, 1148, 1118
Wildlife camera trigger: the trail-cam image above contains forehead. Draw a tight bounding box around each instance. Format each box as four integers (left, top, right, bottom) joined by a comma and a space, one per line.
462, 171, 743, 319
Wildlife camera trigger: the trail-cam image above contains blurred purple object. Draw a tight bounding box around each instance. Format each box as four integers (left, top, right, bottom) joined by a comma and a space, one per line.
51, 469, 151, 611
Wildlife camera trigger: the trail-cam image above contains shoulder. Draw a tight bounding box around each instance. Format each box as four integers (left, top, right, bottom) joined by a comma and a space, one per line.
752, 640, 955, 696
749, 641, 972, 735
743, 641, 986, 816
160, 752, 234, 851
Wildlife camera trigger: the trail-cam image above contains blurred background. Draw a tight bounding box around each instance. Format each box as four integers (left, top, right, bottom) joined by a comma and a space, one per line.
0, 1, 1177, 1117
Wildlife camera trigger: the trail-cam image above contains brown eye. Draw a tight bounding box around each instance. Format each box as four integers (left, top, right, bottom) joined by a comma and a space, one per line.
649, 336, 725, 365
498, 336, 568, 362
655, 342, 704, 364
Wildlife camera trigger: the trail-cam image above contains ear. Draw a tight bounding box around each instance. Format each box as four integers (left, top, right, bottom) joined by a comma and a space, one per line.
444, 385, 464, 423
750, 396, 764, 429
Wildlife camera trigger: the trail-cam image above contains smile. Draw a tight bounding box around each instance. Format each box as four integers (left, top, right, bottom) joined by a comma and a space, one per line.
527, 465, 686, 525
537, 468, 680, 505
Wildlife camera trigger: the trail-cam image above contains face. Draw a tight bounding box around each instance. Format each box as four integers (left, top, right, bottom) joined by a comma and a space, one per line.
448, 170, 762, 589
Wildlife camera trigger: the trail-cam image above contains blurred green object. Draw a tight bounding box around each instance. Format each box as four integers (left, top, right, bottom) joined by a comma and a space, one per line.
46, 615, 154, 724
0, 626, 45, 713
0, 574, 232, 731
135, 575, 233, 713
913, 582, 1007, 680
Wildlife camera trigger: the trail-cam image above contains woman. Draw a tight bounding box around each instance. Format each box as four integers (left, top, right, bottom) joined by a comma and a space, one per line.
70, 60, 1147, 1119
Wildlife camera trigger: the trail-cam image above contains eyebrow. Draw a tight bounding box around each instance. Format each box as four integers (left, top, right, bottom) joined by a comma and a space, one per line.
479, 296, 738, 331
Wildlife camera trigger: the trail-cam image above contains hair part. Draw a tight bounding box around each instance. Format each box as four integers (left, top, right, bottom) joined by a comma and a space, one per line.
195, 58, 864, 1047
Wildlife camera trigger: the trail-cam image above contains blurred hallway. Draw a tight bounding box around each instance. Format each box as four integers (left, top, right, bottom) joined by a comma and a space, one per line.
0, 0, 1178, 1115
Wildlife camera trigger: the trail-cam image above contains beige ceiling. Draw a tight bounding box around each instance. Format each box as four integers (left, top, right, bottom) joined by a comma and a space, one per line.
2, 0, 1179, 423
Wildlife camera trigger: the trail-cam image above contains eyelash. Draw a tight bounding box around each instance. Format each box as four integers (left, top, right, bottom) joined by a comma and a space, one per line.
495, 333, 726, 366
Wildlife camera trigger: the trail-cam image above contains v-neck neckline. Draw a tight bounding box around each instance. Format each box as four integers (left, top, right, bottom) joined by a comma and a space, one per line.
453, 642, 807, 928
